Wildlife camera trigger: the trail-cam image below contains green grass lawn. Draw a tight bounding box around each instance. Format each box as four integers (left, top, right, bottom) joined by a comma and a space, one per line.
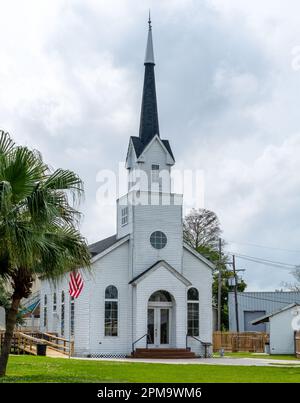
0, 355, 300, 383
214, 352, 298, 360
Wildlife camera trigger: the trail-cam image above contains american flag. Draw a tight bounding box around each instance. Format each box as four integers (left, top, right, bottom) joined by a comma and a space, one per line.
69, 270, 84, 298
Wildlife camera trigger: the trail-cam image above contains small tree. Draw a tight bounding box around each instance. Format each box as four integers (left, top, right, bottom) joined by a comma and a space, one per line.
183, 208, 247, 330
292, 268, 300, 291
0, 131, 91, 376
183, 208, 222, 250
283, 267, 300, 292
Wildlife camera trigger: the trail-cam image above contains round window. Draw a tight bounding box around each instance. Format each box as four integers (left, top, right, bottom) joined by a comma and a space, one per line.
150, 231, 167, 249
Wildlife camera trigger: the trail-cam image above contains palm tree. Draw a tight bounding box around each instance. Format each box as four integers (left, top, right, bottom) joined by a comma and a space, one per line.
0, 130, 91, 376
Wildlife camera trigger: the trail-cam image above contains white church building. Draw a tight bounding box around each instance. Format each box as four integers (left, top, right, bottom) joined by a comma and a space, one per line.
40, 20, 214, 358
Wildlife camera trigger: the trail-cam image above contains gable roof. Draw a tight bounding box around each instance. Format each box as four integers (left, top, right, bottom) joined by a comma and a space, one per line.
89, 234, 130, 262
89, 234, 119, 257
183, 243, 215, 270
129, 260, 192, 286
251, 303, 300, 325
130, 136, 175, 161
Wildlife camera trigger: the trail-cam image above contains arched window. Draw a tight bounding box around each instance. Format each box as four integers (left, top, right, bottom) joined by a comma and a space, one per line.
104, 285, 118, 336
43, 294, 47, 327
61, 291, 65, 336
53, 292, 57, 312
187, 287, 199, 336
149, 290, 172, 302
187, 287, 199, 301
105, 285, 118, 299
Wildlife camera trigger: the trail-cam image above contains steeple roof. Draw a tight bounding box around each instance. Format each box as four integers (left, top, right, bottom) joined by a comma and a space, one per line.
144, 14, 155, 64
127, 16, 175, 164
139, 15, 160, 145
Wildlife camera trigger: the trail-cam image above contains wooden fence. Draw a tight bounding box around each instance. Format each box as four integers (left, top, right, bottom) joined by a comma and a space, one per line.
213, 331, 269, 353
295, 331, 300, 359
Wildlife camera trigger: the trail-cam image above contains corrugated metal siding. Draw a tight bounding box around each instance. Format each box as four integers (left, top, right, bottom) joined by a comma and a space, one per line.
228, 291, 300, 332
244, 311, 266, 332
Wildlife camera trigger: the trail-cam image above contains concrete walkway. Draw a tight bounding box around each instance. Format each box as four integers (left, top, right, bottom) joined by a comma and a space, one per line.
73, 356, 300, 367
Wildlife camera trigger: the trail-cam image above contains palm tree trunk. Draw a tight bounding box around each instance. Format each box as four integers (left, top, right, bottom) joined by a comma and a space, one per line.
0, 295, 20, 376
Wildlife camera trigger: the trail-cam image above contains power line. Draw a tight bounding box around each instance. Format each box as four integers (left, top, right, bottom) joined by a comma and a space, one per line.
234, 257, 293, 270
228, 240, 300, 254
235, 253, 296, 267
227, 251, 298, 270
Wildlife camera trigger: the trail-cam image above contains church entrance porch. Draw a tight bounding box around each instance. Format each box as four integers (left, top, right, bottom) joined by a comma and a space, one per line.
133, 288, 198, 358
147, 290, 173, 348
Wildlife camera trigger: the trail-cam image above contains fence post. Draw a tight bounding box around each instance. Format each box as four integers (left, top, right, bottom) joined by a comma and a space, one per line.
295, 331, 300, 359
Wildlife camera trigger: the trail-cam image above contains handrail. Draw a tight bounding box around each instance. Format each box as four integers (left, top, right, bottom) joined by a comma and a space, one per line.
1, 331, 73, 356
43, 332, 70, 343
16, 332, 46, 344
40, 338, 68, 352
40, 332, 73, 355
186, 334, 212, 358
16, 332, 73, 355
132, 333, 150, 354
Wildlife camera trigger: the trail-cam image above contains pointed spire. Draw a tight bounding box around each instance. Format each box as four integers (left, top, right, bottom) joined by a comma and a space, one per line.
139, 14, 159, 144
145, 11, 155, 64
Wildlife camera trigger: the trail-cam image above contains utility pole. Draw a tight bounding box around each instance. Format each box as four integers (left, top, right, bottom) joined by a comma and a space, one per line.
217, 238, 222, 331
232, 254, 240, 333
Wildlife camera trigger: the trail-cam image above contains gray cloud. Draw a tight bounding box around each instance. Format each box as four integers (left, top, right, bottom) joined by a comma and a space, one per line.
1, 0, 300, 290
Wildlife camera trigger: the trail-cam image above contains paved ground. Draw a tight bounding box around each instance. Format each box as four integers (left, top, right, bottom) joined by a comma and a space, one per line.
73, 356, 300, 367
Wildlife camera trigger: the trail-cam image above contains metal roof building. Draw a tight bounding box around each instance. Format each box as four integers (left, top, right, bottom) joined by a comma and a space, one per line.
228, 291, 300, 332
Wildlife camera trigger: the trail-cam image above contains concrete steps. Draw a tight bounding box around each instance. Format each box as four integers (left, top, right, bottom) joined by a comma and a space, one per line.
132, 348, 197, 359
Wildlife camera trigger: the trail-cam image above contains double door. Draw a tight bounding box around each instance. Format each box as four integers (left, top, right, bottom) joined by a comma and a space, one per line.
147, 306, 171, 347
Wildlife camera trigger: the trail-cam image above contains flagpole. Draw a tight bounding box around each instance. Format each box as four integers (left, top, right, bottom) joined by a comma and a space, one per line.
68, 270, 83, 359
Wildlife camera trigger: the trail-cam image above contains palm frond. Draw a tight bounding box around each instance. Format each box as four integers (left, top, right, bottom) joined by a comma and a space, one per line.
0, 132, 91, 290
43, 169, 84, 197
34, 225, 90, 281
3, 146, 47, 203
0, 130, 15, 155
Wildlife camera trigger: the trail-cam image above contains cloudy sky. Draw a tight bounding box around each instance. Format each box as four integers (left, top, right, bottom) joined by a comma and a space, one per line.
1, 0, 300, 290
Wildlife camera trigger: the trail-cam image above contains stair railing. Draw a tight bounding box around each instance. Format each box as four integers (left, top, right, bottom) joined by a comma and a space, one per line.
186, 334, 212, 358
132, 333, 151, 354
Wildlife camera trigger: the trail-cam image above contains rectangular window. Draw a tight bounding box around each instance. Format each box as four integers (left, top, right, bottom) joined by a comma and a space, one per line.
151, 164, 160, 183
70, 297, 75, 337
43, 294, 47, 328
43, 307, 47, 327
105, 301, 118, 336
187, 302, 199, 336
121, 207, 128, 226
61, 304, 65, 336
53, 293, 57, 312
